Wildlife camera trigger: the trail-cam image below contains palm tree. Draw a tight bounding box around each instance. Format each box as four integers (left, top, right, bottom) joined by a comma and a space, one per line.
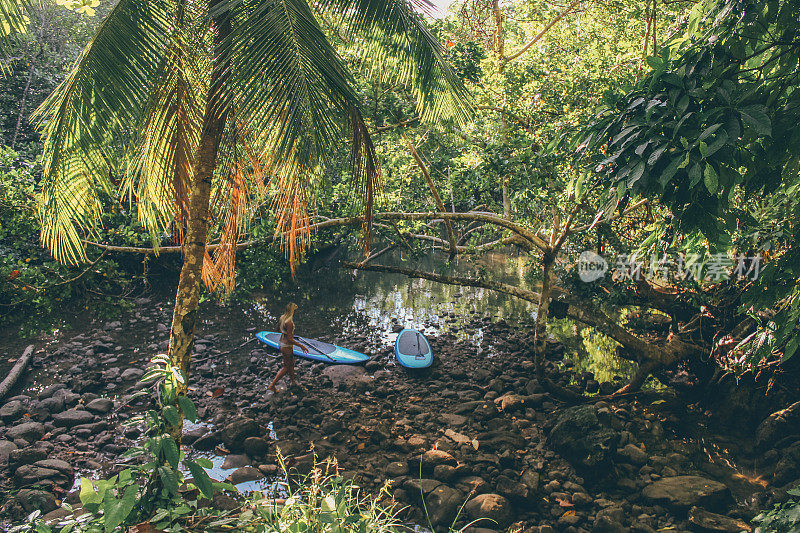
32, 0, 469, 430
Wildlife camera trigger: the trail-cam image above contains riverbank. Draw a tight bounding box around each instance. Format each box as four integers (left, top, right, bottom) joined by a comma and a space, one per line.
1, 290, 798, 532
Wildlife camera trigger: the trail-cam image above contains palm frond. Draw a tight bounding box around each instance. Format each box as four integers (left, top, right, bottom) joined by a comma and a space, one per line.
124, 24, 206, 249
323, 0, 472, 124
0, 0, 30, 74
224, 0, 381, 268
32, 0, 175, 264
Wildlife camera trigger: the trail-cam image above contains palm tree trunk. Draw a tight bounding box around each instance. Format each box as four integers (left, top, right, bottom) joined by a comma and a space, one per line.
166, 0, 231, 439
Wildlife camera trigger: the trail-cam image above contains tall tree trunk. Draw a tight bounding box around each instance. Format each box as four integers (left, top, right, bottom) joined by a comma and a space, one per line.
11, 63, 35, 149
166, 0, 230, 440
534, 250, 555, 379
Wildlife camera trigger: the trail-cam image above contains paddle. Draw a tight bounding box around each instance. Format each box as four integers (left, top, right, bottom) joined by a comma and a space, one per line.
296, 336, 336, 363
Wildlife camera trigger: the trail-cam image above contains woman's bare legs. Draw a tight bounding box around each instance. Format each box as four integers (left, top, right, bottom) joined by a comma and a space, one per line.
268, 351, 294, 392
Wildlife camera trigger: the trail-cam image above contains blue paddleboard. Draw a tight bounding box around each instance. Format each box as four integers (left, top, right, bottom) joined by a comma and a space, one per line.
256, 332, 369, 364
394, 328, 433, 369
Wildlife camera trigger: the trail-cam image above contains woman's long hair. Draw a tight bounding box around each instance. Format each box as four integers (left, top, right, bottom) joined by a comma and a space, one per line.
279, 302, 298, 332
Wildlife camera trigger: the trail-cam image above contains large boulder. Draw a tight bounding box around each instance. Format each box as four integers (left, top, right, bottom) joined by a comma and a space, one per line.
547, 405, 620, 472
464, 493, 513, 529
755, 401, 800, 450
227, 466, 262, 485
642, 476, 731, 511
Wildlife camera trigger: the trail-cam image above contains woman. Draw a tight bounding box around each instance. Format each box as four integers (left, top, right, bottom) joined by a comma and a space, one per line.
268, 302, 308, 392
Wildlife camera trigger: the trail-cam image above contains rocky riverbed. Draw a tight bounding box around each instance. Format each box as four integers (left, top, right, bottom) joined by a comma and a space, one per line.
1, 297, 799, 532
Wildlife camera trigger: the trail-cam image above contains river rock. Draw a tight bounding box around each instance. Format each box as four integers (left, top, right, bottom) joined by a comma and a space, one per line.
243, 436, 269, 457
322, 365, 371, 388
416, 449, 457, 472
53, 409, 94, 427
618, 443, 648, 465
228, 466, 262, 485
755, 401, 800, 450
547, 405, 619, 472
120, 368, 144, 381
5, 422, 45, 443
0, 439, 18, 463
14, 489, 58, 514
642, 476, 730, 511
14, 464, 63, 487
464, 493, 513, 528
495, 474, 530, 503
8, 447, 48, 470
34, 458, 74, 478
687, 506, 752, 532
221, 454, 250, 470
192, 431, 220, 451
85, 398, 114, 414
221, 417, 258, 449
0, 400, 25, 422
386, 461, 408, 477
426, 484, 464, 526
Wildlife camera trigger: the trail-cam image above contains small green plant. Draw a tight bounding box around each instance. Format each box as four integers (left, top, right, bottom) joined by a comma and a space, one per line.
754, 487, 800, 533
241, 454, 402, 532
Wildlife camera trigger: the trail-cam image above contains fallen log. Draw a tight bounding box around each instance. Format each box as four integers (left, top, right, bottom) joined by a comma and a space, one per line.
0, 344, 34, 401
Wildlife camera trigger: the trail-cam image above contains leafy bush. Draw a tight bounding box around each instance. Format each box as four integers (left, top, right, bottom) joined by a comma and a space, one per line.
754, 487, 800, 533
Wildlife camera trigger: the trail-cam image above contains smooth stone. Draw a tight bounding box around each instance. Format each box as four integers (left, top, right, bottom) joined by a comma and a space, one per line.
228, 466, 262, 485
687, 506, 752, 532
0, 400, 25, 422
52, 409, 95, 428
221, 454, 251, 470
642, 476, 730, 511
5, 422, 45, 443
15, 489, 58, 514
464, 493, 513, 528
0, 439, 18, 463
85, 398, 114, 414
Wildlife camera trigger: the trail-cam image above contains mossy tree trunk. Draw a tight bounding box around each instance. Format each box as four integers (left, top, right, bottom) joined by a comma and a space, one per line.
166, 0, 231, 441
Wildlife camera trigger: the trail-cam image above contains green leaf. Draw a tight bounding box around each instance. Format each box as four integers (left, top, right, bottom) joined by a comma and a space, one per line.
162, 436, 180, 469
103, 484, 138, 533
159, 465, 180, 496
162, 405, 180, 427
659, 157, 682, 185
739, 105, 771, 136
195, 457, 213, 469
185, 460, 214, 499
704, 164, 719, 194
79, 477, 102, 511
177, 395, 197, 422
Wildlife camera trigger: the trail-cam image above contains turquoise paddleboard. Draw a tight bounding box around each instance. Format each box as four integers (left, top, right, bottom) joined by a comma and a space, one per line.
256, 331, 369, 364
394, 328, 433, 369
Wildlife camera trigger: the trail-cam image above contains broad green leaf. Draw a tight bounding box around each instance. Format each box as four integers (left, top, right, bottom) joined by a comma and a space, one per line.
162, 405, 180, 427
103, 484, 138, 533
177, 395, 197, 422
704, 164, 719, 194
185, 460, 214, 499
739, 105, 771, 136
162, 436, 180, 469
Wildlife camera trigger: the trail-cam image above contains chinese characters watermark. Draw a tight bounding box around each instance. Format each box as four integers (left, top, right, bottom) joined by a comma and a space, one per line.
577, 252, 761, 283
